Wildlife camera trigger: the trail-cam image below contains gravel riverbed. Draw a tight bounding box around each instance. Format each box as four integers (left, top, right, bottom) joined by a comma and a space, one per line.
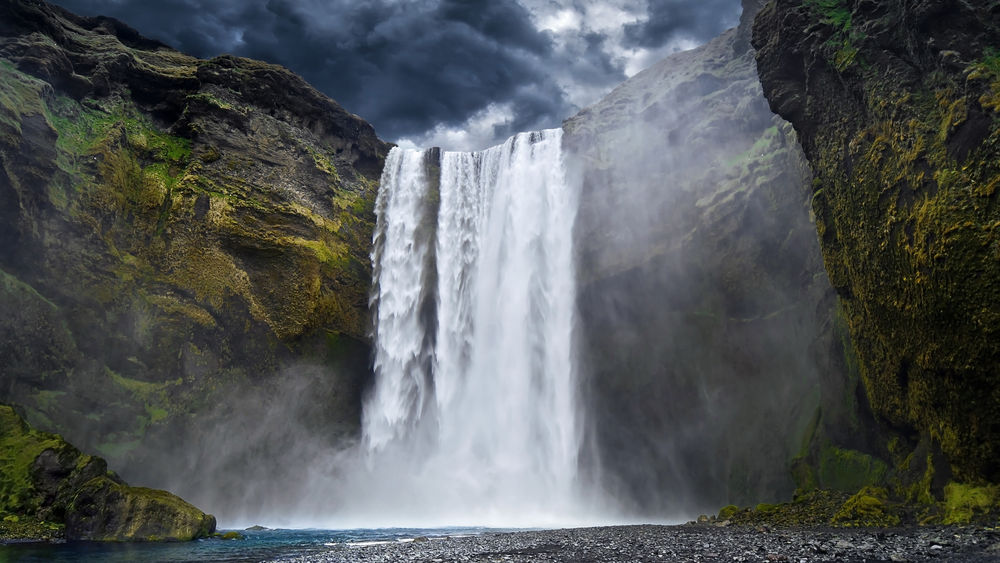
276, 524, 1000, 562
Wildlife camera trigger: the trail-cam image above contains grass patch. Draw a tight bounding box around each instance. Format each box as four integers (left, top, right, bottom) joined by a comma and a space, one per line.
804, 0, 864, 71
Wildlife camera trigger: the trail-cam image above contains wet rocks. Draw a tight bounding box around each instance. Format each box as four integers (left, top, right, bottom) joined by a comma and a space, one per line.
275, 524, 1000, 563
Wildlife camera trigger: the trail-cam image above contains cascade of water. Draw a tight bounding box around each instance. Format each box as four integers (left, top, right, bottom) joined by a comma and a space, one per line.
357, 128, 587, 526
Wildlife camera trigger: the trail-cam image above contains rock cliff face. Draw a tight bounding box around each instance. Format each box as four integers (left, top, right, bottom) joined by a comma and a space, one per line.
0, 0, 388, 510
564, 0, 853, 514
754, 0, 1000, 488
1, 404, 215, 541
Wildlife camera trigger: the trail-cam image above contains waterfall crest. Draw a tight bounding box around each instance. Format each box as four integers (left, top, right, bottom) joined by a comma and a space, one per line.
358, 129, 590, 526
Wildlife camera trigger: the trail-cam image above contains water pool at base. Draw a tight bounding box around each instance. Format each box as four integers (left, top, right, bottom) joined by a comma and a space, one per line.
1, 527, 511, 562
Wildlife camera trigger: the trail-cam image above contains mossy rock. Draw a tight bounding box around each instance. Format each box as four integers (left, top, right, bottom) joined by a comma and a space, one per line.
717, 504, 740, 520
0, 0, 384, 486
1, 404, 214, 541
65, 477, 216, 541
727, 489, 850, 527
755, 0, 1000, 484
942, 482, 1000, 525
831, 486, 901, 527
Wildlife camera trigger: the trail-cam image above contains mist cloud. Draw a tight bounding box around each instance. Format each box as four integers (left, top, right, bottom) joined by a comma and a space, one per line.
51, 0, 741, 148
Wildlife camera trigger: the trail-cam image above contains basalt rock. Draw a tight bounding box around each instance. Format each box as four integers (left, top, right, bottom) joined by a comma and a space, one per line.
1, 404, 215, 541
0, 0, 388, 513
754, 0, 1000, 486
562, 0, 858, 514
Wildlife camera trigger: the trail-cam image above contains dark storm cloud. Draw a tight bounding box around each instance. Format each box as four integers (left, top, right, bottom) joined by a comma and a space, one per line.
50, 0, 743, 145
49, 0, 569, 142
624, 0, 741, 48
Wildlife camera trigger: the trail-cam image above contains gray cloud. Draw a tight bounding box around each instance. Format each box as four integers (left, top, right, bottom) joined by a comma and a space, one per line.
50, 0, 741, 148
624, 0, 741, 48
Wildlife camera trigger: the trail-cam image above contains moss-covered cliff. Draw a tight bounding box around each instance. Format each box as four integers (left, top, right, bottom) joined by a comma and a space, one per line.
563, 0, 859, 515
1, 404, 215, 541
0, 0, 388, 510
754, 0, 1000, 494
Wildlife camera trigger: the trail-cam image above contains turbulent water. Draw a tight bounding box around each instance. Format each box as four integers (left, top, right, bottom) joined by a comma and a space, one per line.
3, 528, 500, 562
355, 129, 592, 527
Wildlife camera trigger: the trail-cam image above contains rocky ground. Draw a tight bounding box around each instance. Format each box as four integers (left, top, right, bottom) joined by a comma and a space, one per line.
278, 524, 1000, 562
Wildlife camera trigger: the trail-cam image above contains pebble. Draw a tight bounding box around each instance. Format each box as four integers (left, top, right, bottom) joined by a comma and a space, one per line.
271, 524, 1000, 562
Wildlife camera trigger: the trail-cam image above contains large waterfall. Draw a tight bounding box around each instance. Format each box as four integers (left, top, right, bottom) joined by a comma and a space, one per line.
354, 129, 591, 527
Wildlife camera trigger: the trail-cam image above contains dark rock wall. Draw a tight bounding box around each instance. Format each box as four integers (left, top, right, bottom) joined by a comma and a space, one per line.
754, 0, 1000, 484
0, 0, 388, 512
564, 0, 850, 515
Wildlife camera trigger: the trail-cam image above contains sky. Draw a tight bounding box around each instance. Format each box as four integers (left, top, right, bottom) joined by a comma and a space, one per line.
51, 0, 742, 150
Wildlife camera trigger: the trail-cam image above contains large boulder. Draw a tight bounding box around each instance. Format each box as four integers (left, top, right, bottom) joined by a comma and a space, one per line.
65, 477, 216, 541
1, 404, 215, 541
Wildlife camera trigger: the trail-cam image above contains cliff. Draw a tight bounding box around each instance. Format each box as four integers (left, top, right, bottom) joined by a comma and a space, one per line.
562, 0, 856, 515
754, 0, 1000, 504
0, 0, 388, 513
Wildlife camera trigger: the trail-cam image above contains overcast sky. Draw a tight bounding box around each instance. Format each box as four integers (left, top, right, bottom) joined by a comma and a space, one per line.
51, 0, 742, 150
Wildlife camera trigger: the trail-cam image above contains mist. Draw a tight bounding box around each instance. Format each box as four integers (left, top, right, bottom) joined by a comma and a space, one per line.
562, 16, 838, 519
0, 0, 847, 531
122, 9, 839, 528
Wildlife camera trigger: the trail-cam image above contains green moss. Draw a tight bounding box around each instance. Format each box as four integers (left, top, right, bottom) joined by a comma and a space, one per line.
831, 486, 901, 527
942, 482, 1000, 525
717, 504, 740, 520
145, 405, 168, 424
818, 445, 889, 492
67, 479, 215, 541
307, 145, 342, 184
805, 0, 851, 30
970, 47, 1000, 111
0, 406, 62, 515
0, 61, 47, 134
804, 0, 865, 71
755, 502, 779, 513
726, 489, 850, 527
186, 92, 235, 112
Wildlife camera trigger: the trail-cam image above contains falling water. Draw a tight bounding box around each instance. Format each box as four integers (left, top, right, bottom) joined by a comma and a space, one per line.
358, 129, 588, 526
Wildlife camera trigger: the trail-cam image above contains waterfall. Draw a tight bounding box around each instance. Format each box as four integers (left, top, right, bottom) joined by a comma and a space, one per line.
359, 129, 588, 526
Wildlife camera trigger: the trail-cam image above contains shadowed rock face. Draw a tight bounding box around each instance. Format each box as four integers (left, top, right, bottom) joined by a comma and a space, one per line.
0, 0, 387, 506
754, 0, 1000, 483
2, 405, 216, 541
562, 0, 851, 515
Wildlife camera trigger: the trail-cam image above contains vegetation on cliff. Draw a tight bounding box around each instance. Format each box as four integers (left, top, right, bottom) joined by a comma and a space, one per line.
753, 0, 1000, 518
1, 404, 215, 541
0, 0, 387, 513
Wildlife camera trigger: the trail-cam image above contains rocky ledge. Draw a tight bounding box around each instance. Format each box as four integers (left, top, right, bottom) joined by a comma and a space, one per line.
1, 404, 215, 542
